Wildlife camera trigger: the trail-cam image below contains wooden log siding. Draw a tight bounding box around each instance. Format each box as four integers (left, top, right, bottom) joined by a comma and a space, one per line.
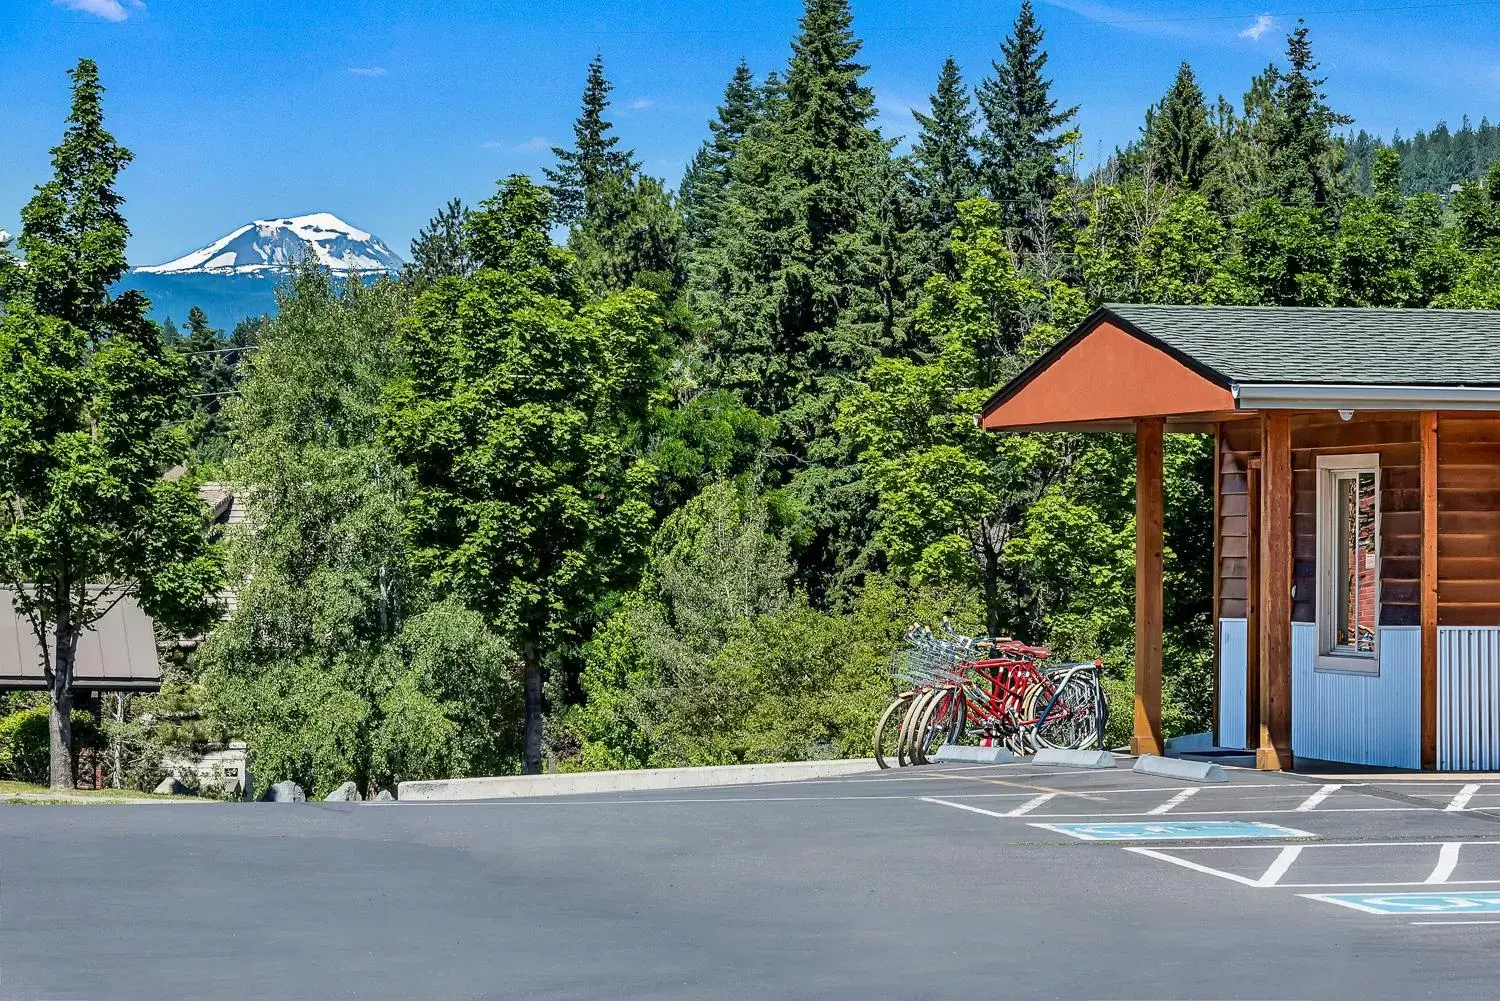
1437, 416, 1500, 627
1217, 413, 1426, 626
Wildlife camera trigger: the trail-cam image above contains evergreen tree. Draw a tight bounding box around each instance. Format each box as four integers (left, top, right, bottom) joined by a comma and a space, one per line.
975, 1, 1078, 233
1144, 62, 1215, 190
545, 54, 639, 227
408, 197, 472, 283
572, 171, 686, 293
0, 60, 220, 788
910, 56, 980, 272
680, 60, 760, 249
1264, 21, 1350, 207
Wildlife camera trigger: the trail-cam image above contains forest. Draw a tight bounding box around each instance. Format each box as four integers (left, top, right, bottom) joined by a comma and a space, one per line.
5, 0, 1500, 795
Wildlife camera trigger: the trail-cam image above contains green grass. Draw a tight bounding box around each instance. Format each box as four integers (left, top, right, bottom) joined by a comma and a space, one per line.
0, 780, 182, 802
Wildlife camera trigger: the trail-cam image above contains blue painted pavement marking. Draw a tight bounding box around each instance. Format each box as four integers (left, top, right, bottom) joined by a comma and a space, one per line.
1031, 820, 1316, 841
1305, 891, 1500, 916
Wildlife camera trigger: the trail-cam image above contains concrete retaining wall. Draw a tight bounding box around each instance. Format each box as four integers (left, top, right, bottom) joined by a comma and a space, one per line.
399, 758, 882, 801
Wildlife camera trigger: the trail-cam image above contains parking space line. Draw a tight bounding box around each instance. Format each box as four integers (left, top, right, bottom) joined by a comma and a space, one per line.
1023, 806, 1433, 819
1147, 788, 1200, 815
1447, 784, 1481, 811
1411, 920, 1500, 925
919, 796, 1013, 819
1122, 847, 1263, 886
1004, 793, 1057, 817
1426, 842, 1463, 884
1295, 784, 1342, 812
1256, 845, 1305, 886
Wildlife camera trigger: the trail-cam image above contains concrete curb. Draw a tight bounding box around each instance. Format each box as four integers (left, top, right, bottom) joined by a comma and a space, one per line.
1133, 754, 1228, 783
931, 745, 1015, 764
398, 759, 882, 801
1032, 748, 1117, 769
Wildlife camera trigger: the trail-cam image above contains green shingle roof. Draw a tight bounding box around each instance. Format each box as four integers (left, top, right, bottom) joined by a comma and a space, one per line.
1103, 304, 1500, 387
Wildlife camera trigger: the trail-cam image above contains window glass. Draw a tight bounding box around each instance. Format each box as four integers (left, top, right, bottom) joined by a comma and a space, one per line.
1334, 470, 1377, 654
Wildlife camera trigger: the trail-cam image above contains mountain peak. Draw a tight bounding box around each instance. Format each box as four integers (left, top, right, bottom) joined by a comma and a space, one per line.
136, 213, 403, 276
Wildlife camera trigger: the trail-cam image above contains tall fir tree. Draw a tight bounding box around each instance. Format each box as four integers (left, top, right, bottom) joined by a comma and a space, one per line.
975, 1, 1078, 234
1144, 62, 1216, 190
408, 197, 473, 283
545, 54, 638, 227
680, 60, 761, 249
911, 56, 980, 274
1264, 21, 1350, 208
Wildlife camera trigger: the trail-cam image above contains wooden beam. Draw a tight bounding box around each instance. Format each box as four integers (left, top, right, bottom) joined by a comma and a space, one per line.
1133, 416, 1165, 757
1246, 463, 1261, 750
1421, 410, 1439, 771
1212, 423, 1222, 748
1258, 412, 1293, 771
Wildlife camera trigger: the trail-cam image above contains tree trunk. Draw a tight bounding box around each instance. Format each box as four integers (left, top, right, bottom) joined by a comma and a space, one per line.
49, 618, 78, 790
522, 642, 543, 775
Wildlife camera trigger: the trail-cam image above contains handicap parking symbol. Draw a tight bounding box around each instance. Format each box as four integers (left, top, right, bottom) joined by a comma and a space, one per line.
1031, 820, 1315, 841
1306, 891, 1500, 916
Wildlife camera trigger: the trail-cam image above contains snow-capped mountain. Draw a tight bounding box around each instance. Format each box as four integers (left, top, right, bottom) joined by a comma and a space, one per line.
136, 213, 403, 276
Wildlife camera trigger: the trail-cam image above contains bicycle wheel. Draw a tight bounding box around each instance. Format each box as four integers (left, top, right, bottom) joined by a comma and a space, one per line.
1027, 674, 1099, 749
897, 688, 939, 767
912, 686, 960, 765
874, 692, 915, 769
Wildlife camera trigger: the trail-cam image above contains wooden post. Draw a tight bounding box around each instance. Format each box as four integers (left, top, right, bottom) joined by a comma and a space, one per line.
1246, 462, 1261, 750
1421, 411, 1439, 771
1211, 425, 1222, 748
1133, 417, 1165, 757
1258, 412, 1293, 771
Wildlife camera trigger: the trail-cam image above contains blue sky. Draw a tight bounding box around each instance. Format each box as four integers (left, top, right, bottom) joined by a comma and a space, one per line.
3, 0, 1499, 265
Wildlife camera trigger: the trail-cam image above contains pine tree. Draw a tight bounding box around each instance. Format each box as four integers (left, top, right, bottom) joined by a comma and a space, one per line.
1264, 21, 1351, 207
1144, 62, 1216, 190
911, 56, 979, 270
680, 60, 760, 249
975, 1, 1078, 233
408, 197, 472, 282
545, 54, 638, 227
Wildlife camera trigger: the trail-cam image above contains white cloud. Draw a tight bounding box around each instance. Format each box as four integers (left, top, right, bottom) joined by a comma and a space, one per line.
1239, 14, 1274, 41
629, 98, 654, 111
54, 0, 143, 22
347, 66, 388, 78
513, 137, 550, 152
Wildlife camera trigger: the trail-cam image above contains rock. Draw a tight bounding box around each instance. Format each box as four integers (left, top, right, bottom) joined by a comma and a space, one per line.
324, 781, 360, 802
153, 776, 193, 796
374, 788, 396, 802
261, 780, 305, 802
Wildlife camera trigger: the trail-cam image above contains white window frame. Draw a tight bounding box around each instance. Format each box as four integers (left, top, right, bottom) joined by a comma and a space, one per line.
1315, 453, 1382, 675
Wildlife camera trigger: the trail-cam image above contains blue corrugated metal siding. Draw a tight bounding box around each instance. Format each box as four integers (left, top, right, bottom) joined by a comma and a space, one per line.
1218, 618, 1247, 750
1439, 627, 1500, 771
1292, 623, 1421, 768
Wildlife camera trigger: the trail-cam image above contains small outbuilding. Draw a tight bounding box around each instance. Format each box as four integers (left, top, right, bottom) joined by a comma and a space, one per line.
982, 304, 1500, 771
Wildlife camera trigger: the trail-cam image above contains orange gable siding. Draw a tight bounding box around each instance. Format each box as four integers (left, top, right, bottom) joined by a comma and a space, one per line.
981, 320, 1236, 430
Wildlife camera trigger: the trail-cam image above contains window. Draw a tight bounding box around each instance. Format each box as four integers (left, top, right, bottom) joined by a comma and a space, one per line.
1315, 454, 1380, 673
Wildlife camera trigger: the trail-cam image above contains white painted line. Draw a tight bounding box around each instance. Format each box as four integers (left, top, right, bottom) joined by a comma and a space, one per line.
1426, 843, 1463, 884
1122, 847, 1263, 887
1147, 787, 1201, 815
1151, 839, 1497, 851
919, 796, 1012, 819
1295, 784, 1342, 812
1005, 793, 1058, 817
1255, 845, 1305, 887
1300, 893, 1398, 915
1022, 806, 1433, 819
1410, 920, 1500, 925
1447, 784, 1481, 812
1279, 880, 1500, 889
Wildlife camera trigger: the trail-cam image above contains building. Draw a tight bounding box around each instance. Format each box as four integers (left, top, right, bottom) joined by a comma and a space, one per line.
982, 304, 1500, 771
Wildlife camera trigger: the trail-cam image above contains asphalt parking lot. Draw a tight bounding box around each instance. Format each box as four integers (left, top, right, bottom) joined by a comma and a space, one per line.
7, 761, 1500, 1000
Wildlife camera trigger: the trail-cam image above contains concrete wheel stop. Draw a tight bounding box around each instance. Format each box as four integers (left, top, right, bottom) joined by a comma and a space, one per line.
1032, 748, 1117, 768
931, 745, 1015, 764
1132, 753, 1227, 783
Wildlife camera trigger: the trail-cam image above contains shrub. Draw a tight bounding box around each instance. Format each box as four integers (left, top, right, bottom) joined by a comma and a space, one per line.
0, 706, 102, 785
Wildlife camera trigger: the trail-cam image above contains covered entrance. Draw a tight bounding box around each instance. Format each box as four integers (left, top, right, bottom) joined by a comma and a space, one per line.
981, 304, 1500, 771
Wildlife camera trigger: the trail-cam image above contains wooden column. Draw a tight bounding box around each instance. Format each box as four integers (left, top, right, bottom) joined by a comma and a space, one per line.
1258, 412, 1293, 771
1421, 411, 1439, 771
1133, 416, 1165, 757
1211, 425, 1222, 748
1245, 462, 1261, 750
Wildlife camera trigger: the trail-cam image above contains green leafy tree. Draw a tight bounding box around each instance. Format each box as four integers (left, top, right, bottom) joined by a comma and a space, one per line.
199, 266, 521, 796
1232, 200, 1335, 305
0, 60, 221, 788
386, 176, 664, 773
975, 1, 1078, 234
